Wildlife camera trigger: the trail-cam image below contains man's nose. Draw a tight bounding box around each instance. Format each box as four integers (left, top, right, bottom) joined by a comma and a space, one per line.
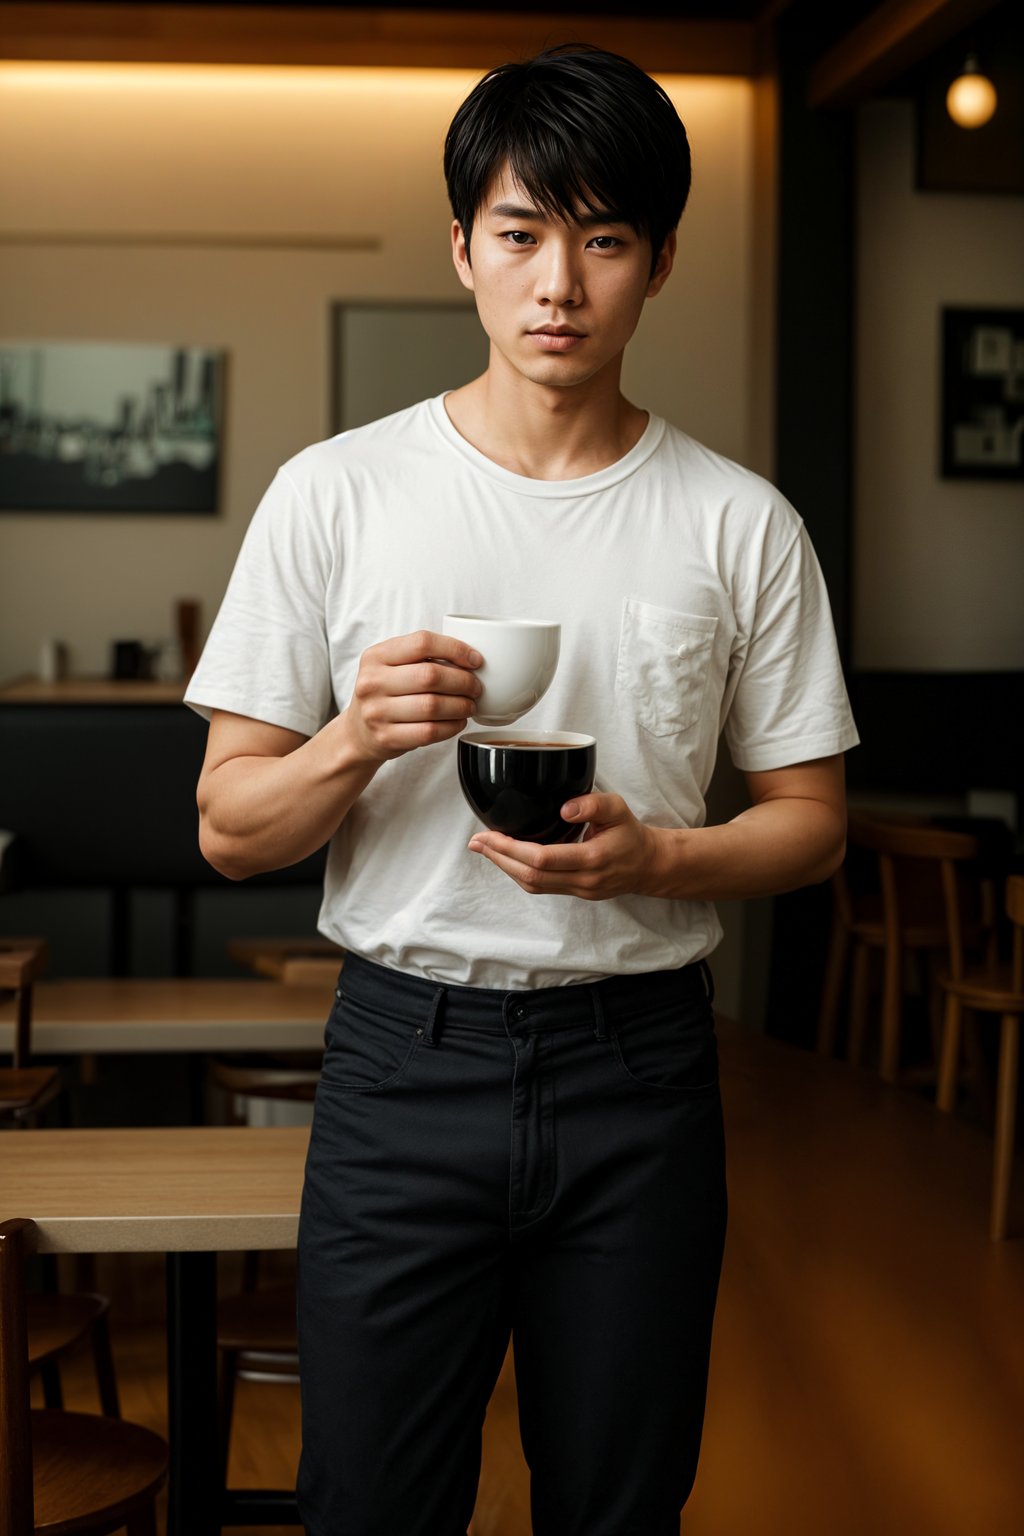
535, 246, 583, 308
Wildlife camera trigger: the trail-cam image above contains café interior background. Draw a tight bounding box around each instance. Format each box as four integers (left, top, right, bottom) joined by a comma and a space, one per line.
0, 20, 1022, 1018
3, 56, 1021, 675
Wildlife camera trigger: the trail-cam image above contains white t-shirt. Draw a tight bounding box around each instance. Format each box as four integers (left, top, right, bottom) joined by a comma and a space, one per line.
186, 395, 859, 989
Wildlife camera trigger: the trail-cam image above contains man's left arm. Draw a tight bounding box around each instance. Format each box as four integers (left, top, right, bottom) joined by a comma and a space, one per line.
466, 754, 847, 901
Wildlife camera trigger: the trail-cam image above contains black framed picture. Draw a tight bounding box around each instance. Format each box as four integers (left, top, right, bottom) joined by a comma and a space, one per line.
0, 341, 225, 513
941, 308, 1024, 480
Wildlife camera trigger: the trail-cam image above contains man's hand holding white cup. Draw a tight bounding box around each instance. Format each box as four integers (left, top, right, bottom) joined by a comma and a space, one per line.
343, 630, 484, 763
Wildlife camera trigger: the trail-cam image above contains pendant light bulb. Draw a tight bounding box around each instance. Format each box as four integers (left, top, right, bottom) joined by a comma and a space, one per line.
946, 54, 998, 129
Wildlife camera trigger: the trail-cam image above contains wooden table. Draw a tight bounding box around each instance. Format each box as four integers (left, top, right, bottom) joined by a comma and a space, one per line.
0, 1124, 308, 1533
0, 978, 332, 1055
0, 676, 187, 705
228, 937, 345, 990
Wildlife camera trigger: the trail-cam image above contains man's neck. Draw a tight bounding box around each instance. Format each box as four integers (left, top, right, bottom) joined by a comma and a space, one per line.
443, 361, 649, 482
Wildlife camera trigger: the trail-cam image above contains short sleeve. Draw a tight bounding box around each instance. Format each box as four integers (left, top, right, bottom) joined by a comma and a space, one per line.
184, 467, 334, 736
724, 523, 859, 772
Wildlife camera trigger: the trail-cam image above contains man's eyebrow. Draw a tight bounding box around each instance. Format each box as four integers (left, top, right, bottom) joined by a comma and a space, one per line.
488, 202, 543, 219
487, 201, 629, 227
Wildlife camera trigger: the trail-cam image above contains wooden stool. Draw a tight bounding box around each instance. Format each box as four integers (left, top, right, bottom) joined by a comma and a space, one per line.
0, 938, 59, 1125
938, 874, 1024, 1240
816, 837, 885, 1063
210, 942, 330, 1477
2, 939, 122, 1417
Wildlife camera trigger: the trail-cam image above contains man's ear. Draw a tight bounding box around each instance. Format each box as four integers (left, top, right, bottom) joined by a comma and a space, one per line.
451, 219, 475, 292
646, 229, 677, 298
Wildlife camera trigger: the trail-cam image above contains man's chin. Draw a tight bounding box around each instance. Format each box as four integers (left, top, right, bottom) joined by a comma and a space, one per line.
513, 352, 609, 390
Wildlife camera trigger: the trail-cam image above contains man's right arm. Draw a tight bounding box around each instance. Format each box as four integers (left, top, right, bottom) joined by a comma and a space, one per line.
196, 631, 482, 880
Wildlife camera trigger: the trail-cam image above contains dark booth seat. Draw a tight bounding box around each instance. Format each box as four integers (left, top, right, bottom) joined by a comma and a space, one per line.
0, 686, 326, 976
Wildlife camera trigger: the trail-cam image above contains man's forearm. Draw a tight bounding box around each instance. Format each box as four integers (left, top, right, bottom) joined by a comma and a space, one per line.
198, 712, 378, 880
642, 797, 846, 902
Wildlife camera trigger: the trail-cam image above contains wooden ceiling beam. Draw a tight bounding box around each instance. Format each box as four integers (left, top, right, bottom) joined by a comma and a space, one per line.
809, 0, 1007, 109
0, 3, 757, 75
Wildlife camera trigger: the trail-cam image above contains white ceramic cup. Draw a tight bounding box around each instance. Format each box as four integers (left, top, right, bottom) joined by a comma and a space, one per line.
442, 614, 560, 726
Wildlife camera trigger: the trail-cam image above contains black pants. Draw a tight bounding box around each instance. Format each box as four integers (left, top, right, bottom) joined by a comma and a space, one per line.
296, 953, 727, 1536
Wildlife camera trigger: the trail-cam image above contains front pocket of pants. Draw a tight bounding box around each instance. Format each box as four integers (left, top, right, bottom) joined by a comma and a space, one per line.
319, 993, 423, 1093
615, 598, 718, 737
608, 1002, 719, 1095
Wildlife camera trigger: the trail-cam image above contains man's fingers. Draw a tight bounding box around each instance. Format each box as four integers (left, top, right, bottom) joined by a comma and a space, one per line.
469, 840, 555, 890
372, 630, 482, 671
359, 635, 483, 702
379, 692, 478, 724
361, 661, 479, 701
347, 630, 484, 760
469, 832, 591, 873
562, 792, 626, 825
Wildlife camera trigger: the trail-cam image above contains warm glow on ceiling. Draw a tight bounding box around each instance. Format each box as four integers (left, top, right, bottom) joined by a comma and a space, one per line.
0, 61, 484, 95
0, 60, 726, 93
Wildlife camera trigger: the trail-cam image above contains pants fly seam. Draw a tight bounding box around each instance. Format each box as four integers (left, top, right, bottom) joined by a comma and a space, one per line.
505, 1028, 519, 1237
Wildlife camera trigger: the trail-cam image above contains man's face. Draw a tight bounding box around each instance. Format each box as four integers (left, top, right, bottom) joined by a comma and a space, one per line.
451, 165, 675, 394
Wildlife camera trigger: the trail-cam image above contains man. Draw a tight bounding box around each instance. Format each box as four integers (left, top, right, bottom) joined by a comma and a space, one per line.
187, 43, 858, 1536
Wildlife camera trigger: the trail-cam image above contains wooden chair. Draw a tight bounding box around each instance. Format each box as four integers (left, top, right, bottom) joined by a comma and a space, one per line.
818, 818, 995, 1086
2, 938, 121, 1421
204, 927, 336, 1468
211, 937, 331, 1476
937, 874, 1024, 1241
816, 832, 885, 1063
26, 1286, 120, 1421
217, 1253, 300, 1482
0, 939, 60, 1126
216, 1131, 306, 1483
0, 1218, 168, 1536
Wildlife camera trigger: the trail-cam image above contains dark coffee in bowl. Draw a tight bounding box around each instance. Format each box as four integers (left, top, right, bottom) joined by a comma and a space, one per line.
458, 730, 597, 845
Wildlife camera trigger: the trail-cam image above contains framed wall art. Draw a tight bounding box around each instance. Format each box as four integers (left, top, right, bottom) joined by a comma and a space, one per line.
941, 307, 1024, 480
0, 341, 225, 512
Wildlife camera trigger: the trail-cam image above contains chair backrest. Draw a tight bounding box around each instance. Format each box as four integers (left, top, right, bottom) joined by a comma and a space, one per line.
847, 817, 985, 981
849, 815, 980, 863
0, 1218, 35, 1536
1008, 876, 1024, 995
827, 833, 877, 928
0, 941, 48, 1070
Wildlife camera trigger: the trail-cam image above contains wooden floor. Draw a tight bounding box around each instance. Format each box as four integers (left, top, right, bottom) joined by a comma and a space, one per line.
42, 1017, 1024, 1535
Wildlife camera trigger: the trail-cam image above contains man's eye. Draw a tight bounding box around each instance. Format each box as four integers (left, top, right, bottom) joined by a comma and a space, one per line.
589, 236, 621, 250
502, 231, 534, 245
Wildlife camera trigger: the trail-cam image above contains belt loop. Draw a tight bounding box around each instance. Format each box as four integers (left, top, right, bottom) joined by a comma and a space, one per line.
422, 986, 447, 1048
590, 983, 608, 1042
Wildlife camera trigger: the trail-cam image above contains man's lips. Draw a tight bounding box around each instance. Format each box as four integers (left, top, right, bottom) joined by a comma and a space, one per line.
527, 327, 586, 351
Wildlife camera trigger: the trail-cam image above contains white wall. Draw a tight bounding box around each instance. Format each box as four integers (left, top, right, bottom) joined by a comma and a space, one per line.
0, 62, 761, 1015
0, 63, 756, 678
854, 99, 1024, 672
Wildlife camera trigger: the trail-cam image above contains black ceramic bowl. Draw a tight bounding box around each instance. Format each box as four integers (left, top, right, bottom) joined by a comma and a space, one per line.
458, 730, 597, 845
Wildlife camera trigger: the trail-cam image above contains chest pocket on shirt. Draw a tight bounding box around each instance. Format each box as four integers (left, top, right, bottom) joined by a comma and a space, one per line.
615, 598, 719, 738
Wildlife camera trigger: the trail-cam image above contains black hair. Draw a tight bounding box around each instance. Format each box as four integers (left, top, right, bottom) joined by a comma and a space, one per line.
443, 43, 691, 275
